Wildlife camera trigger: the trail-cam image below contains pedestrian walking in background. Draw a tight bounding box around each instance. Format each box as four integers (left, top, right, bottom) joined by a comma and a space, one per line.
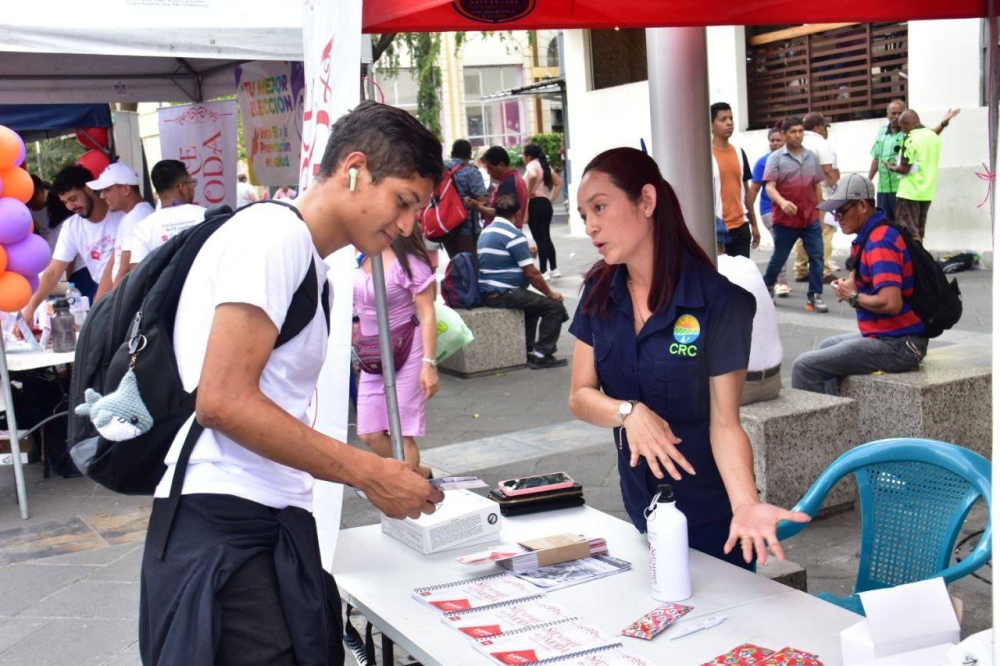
748, 126, 790, 296
523, 142, 563, 278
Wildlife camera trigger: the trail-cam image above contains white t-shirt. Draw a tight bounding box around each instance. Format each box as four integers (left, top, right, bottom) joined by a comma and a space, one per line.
112, 201, 154, 278
154, 203, 330, 510
236, 181, 258, 208
52, 210, 124, 282
717, 255, 783, 372
130, 203, 206, 264
803, 132, 840, 228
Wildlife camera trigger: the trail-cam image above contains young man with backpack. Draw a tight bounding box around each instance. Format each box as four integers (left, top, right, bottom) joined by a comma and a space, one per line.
467, 145, 530, 229
136, 102, 445, 665
791, 174, 960, 395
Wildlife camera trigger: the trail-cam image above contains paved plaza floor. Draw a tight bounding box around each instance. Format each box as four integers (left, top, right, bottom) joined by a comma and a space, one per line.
0, 215, 992, 664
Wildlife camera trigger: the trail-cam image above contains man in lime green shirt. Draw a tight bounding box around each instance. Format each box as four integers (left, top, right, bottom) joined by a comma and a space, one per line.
868, 101, 958, 226
885, 110, 944, 241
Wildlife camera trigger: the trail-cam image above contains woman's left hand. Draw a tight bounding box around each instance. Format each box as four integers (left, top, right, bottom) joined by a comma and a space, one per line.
420, 364, 440, 400
723, 502, 811, 565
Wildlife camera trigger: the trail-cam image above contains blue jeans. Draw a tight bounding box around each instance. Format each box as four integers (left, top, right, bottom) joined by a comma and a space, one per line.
764, 222, 823, 298
791, 332, 928, 395
877, 192, 897, 223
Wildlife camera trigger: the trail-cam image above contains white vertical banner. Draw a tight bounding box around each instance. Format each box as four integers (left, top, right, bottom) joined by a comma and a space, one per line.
300, 0, 362, 571
157, 99, 238, 209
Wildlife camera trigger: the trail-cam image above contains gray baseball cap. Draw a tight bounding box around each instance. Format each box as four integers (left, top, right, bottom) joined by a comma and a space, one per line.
817, 174, 876, 212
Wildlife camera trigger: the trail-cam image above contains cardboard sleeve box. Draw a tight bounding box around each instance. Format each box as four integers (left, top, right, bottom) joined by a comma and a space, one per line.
381, 489, 502, 555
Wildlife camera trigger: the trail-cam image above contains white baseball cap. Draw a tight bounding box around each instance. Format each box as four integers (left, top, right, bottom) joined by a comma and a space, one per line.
87, 162, 139, 190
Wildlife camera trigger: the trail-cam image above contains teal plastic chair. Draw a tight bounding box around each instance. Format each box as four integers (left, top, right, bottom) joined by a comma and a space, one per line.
776, 438, 992, 616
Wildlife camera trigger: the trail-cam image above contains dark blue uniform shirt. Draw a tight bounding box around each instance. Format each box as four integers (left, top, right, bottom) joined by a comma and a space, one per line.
569, 253, 756, 533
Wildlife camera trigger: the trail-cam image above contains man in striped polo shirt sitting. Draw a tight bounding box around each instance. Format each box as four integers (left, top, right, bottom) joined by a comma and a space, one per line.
477, 194, 569, 369
791, 174, 927, 395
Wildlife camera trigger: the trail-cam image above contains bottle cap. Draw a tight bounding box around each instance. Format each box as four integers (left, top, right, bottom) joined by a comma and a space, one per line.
656, 484, 675, 503
53, 298, 70, 311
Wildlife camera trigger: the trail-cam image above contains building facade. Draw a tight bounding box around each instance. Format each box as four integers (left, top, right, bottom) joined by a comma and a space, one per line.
563, 20, 991, 252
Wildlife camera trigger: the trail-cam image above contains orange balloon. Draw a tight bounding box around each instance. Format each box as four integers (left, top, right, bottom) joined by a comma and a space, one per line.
0, 271, 31, 312
0, 126, 25, 170
0, 167, 33, 204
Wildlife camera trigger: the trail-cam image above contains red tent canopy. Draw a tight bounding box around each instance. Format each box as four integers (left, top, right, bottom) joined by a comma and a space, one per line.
363, 0, 989, 33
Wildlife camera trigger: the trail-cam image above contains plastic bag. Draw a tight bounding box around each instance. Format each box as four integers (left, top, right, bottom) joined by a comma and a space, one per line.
435, 303, 474, 363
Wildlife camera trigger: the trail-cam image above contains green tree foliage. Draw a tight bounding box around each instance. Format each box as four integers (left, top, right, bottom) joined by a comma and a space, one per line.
529, 132, 564, 170
26, 136, 86, 181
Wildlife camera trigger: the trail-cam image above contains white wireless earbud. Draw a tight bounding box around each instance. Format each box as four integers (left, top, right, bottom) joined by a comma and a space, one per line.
349, 168, 359, 192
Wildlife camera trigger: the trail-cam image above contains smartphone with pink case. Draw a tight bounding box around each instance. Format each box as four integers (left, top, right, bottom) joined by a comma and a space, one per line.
497, 472, 575, 497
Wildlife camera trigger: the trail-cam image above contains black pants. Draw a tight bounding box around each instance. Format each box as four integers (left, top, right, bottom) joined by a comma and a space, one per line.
441, 227, 478, 264
483, 288, 568, 356
527, 198, 557, 273
724, 222, 752, 258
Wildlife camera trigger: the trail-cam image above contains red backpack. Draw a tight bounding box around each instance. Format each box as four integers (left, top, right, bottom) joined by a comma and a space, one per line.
419, 164, 470, 240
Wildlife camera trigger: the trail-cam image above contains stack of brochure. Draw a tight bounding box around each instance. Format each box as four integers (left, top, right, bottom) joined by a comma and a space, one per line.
473, 619, 655, 665
412, 572, 542, 613
510, 555, 631, 592
495, 535, 609, 574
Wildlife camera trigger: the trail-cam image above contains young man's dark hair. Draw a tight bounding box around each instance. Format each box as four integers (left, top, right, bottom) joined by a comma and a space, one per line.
451, 139, 473, 161
318, 100, 443, 185
494, 194, 520, 220
151, 159, 190, 194
782, 116, 804, 133
710, 101, 732, 122
481, 145, 511, 167
51, 165, 95, 197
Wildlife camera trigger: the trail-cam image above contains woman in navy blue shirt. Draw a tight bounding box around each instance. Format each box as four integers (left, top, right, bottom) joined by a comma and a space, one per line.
568, 148, 808, 569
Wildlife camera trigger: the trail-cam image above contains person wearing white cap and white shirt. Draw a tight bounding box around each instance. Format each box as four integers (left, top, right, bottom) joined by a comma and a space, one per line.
130, 160, 206, 267
89, 162, 154, 297
714, 218, 783, 405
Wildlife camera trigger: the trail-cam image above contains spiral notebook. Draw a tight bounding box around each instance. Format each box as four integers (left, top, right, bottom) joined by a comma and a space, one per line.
473, 618, 622, 664
441, 597, 576, 638
412, 571, 543, 613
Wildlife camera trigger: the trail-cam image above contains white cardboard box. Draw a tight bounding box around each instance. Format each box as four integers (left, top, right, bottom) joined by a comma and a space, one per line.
841, 578, 961, 665
381, 489, 502, 555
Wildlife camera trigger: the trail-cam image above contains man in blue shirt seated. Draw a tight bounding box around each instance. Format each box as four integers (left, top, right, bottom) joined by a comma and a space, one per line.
478, 195, 569, 369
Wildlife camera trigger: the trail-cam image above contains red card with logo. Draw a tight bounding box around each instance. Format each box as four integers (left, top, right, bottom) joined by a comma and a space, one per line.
621, 603, 693, 639
701, 643, 775, 665
757, 646, 822, 665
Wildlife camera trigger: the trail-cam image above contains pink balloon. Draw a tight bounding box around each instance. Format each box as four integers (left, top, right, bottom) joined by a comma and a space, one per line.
5, 234, 51, 276
27, 273, 39, 294
0, 198, 32, 245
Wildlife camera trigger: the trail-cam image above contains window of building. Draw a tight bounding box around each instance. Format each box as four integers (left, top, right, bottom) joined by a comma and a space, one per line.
746, 23, 908, 130
589, 29, 647, 91
372, 68, 419, 115
464, 66, 526, 147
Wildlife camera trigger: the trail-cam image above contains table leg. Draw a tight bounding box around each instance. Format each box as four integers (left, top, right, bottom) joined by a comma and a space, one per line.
381, 633, 394, 666
0, 336, 29, 519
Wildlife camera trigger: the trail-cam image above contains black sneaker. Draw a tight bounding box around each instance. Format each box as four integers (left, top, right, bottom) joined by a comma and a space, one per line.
529, 354, 568, 369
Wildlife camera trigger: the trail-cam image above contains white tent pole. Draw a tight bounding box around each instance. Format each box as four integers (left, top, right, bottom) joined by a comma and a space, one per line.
645, 27, 717, 266
0, 334, 29, 519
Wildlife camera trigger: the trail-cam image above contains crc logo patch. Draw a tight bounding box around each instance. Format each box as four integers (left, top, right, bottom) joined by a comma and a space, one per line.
487, 513, 499, 525
670, 315, 700, 357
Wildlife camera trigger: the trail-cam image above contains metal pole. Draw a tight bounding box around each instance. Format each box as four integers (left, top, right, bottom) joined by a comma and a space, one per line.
369, 254, 406, 462
645, 27, 717, 265
0, 335, 29, 519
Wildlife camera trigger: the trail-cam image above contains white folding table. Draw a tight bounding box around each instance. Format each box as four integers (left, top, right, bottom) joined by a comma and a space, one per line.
1, 343, 76, 520
333, 505, 862, 665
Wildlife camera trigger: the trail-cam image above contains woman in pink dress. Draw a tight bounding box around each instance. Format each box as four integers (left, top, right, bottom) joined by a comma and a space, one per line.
354, 234, 439, 478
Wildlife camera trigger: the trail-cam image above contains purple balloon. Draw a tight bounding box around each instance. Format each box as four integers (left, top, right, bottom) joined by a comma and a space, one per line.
0, 198, 31, 245
5, 234, 51, 276
26, 273, 39, 294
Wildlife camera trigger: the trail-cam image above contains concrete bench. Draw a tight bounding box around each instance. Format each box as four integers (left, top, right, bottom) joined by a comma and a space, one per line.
740, 388, 859, 514
439, 307, 526, 378
838, 356, 991, 459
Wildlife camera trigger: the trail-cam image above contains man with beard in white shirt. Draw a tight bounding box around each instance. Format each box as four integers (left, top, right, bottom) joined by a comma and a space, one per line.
88, 162, 153, 295
21, 165, 124, 324
129, 160, 207, 266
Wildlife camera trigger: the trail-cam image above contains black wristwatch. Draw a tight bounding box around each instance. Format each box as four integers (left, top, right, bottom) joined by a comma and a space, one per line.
847, 292, 860, 309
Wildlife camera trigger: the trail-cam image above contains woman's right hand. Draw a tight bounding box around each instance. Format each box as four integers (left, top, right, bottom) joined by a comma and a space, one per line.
623, 402, 696, 481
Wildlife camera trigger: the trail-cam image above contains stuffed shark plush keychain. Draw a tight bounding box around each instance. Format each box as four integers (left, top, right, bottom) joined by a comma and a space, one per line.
75, 368, 154, 441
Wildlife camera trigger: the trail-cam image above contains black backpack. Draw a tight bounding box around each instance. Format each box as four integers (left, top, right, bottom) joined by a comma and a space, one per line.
69, 200, 330, 495
847, 219, 962, 338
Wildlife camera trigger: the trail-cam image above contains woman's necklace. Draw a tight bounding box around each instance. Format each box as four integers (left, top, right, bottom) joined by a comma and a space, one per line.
627, 279, 648, 326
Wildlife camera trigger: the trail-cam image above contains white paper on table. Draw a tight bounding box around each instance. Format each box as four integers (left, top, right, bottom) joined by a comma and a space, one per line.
860, 578, 960, 655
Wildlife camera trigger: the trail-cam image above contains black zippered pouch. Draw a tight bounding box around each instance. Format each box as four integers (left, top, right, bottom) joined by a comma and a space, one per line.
488, 484, 585, 517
